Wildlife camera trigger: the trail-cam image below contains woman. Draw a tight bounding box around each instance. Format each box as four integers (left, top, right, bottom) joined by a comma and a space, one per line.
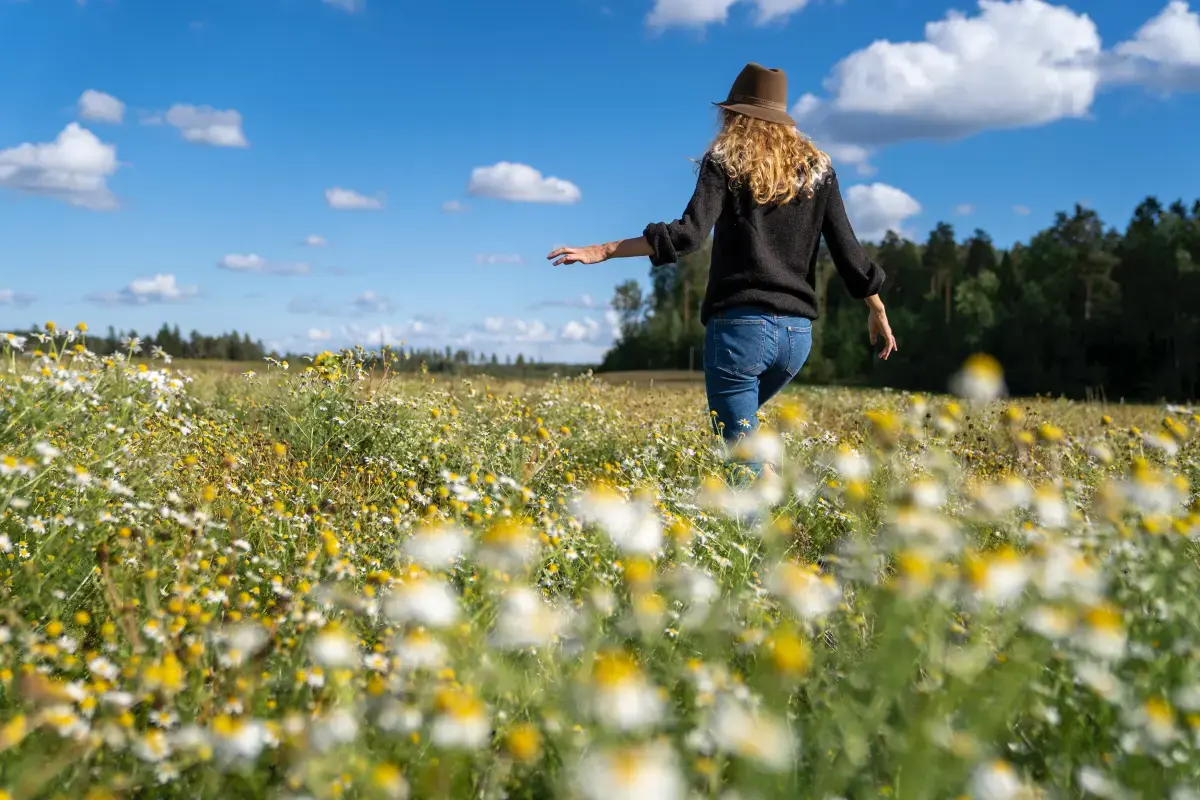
547, 63, 897, 475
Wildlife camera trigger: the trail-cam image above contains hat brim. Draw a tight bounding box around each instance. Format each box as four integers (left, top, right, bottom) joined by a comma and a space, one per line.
714, 101, 796, 127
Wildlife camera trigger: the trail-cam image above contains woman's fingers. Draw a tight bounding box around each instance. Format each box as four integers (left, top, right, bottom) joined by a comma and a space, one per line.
878, 332, 897, 359
549, 247, 579, 266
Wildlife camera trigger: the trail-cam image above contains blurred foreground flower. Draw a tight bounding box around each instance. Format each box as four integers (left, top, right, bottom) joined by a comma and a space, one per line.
769, 561, 842, 623
574, 485, 663, 554
402, 523, 470, 570
950, 354, 1006, 403
489, 587, 572, 649
707, 696, 794, 771
430, 687, 490, 750
383, 577, 460, 628
585, 650, 664, 731
575, 741, 683, 800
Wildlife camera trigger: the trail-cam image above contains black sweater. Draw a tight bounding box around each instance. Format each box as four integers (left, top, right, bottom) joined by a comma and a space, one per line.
642, 155, 885, 324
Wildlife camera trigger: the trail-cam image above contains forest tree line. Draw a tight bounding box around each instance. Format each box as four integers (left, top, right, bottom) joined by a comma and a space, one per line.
3, 322, 587, 378
0, 323, 274, 362
601, 197, 1200, 402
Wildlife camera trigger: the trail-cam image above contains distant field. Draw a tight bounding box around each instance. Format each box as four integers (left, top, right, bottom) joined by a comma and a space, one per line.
164, 359, 709, 387
596, 370, 706, 387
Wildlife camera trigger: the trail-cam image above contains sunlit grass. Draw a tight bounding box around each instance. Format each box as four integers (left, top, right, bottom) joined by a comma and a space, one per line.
0, 327, 1197, 799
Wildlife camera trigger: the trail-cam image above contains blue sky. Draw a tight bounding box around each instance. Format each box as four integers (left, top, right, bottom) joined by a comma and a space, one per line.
2, 0, 1199, 361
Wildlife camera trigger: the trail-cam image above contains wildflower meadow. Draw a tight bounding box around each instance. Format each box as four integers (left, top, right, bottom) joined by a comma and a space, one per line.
1, 325, 1199, 800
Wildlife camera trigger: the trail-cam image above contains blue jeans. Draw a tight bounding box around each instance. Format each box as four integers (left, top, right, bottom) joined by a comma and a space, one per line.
704, 307, 813, 475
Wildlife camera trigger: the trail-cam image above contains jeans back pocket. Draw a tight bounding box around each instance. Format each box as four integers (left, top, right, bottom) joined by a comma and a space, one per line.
706, 318, 767, 376
785, 322, 813, 377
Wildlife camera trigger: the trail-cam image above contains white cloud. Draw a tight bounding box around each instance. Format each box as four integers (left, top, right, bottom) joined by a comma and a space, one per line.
469, 315, 616, 349
793, 0, 1103, 168
471, 317, 555, 344
751, 0, 810, 23
648, 0, 737, 27
322, 0, 364, 11
0, 289, 36, 308
341, 321, 431, 348
442, 200, 466, 213
304, 234, 327, 247
786, 1, 1200, 168
646, 0, 809, 28
288, 290, 392, 316
1013, 204, 1032, 216
529, 293, 609, 311
280, 314, 613, 362
88, 274, 198, 305
475, 253, 523, 265
843, 183, 922, 241
513, 319, 552, 343
0, 123, 119, 210
560, 318, 603, 343
325, 187, 384, 210
162, 104, 248, 147
1112, 1, 1200, 88
352, 290, 392, 314
219, 254, 310, 276
955, 203, 975, 216
1117, 2, 1200, 66
273, 320, 434, 355
605, 309, 622, 336
78, 90, 125, 124
468, 162, 581, 205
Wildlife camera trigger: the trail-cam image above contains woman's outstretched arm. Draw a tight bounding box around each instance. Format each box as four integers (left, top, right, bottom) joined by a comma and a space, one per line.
547, 155, 726, 267
548, 236, 653, 266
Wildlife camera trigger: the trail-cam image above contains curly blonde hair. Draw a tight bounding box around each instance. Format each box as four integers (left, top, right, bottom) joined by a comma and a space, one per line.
708, 109, 831, 206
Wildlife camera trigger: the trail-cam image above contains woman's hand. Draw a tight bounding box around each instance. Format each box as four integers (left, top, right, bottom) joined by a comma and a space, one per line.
868, 307, 898, 360
547, 244, 611, 266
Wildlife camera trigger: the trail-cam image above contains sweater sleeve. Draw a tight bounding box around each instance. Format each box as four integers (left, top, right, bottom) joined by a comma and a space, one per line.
821, 169, 886, 299
643, 155, 727, 268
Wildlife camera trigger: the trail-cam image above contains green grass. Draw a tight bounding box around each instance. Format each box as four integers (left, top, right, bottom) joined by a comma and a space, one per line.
0, 343, 1196, 799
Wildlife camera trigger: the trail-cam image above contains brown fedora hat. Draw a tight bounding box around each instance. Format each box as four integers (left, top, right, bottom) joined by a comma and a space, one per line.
714, 63, 796, 127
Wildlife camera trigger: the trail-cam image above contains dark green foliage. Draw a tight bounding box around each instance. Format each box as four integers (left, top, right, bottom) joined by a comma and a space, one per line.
602, 197, 1200, 402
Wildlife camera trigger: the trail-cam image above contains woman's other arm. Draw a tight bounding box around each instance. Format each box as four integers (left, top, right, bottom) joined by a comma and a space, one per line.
822, 170, 897, 359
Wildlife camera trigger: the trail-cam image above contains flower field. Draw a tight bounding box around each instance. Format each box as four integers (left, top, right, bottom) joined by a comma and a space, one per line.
1, 327, 1199, 800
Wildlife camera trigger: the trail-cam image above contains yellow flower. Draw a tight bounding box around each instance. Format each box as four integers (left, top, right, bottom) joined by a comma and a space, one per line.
776, 400, 807, 431
768, 629, 812, 677
1163, 416, 1188, 441
0, 715, 27, 750
592, 650, 640, 688
370, 763, 407, 798
623, 558, 654, 588
865, 410, 902, 447
1037, 423, 1064, 443
505, 723, 542, 763
143, 654, 186, 696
